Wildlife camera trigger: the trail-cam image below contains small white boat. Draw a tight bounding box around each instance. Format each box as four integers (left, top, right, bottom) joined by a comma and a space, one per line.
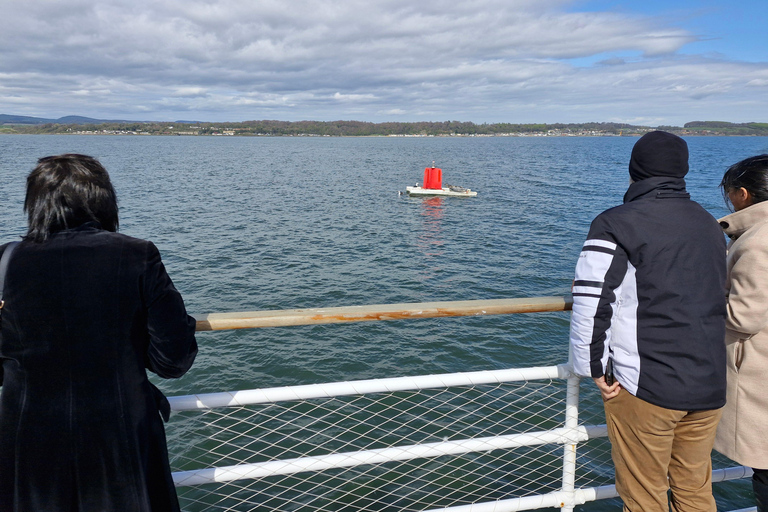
405, 163, 478, 197
406, 185, 477, 197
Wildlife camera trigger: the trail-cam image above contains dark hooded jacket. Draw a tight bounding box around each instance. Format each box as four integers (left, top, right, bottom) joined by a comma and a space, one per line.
569, 177, 727, 409
0, 224, 197, 511
569, 132, 727, 410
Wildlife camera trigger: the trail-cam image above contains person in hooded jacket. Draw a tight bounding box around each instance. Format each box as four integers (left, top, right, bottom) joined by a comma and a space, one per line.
0, 154, 198, 512
713, 155, 768, 512
569, 131, 727, 511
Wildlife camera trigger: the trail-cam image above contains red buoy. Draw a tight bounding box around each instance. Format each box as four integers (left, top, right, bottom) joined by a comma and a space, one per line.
423, 166, 442, 189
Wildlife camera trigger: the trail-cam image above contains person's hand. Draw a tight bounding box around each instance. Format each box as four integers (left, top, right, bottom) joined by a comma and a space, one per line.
593, 376, 621, 400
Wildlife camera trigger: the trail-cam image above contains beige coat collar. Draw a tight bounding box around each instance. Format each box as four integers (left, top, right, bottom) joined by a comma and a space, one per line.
719, 200, 768, 239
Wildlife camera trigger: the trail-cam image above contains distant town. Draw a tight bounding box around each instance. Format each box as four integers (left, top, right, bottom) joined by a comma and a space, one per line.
1, 115, 767, 137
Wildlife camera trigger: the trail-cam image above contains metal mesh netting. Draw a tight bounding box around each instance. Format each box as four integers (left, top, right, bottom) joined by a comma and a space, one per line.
167, 376, 617, 512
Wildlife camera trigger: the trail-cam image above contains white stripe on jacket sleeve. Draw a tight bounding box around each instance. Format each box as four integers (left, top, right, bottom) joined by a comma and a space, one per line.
569, 240, 615, 377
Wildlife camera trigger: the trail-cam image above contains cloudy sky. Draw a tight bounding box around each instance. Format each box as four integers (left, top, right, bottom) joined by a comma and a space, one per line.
1, 0, 766, 125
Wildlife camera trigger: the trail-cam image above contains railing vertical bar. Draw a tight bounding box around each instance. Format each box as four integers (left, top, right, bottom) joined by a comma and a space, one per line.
561, 370, 580, 512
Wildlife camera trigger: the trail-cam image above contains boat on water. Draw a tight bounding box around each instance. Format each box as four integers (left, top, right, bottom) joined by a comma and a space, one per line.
405, 185, 477, 197
405, 164, 477, 197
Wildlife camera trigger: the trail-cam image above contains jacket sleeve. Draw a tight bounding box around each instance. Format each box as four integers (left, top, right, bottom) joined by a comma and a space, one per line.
569, 215, 628, 378
726, 231, 768, 338
143, 242, 198, 378
0, 243, 11, 387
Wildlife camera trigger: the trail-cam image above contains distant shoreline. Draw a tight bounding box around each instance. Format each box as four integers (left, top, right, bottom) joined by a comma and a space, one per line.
1, 118, 767, 137
0, 129, 768, 139
1, 131, 766, 138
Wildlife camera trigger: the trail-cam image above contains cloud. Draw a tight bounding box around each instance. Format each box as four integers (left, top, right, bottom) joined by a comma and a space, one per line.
333, 92, 376, 102
172, 87, 209, 98
0, 0, 766, 124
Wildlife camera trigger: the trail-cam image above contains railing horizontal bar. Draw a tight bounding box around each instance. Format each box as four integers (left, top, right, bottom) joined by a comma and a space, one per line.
169, 365, 571, 411
173, 425, 604, 487
421, 466, 754, 512
713, 465, 754, 482
193, 296, 573, 331
421, 486, 617, 512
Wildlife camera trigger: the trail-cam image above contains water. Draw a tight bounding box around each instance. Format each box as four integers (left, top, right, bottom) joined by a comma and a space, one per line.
2, 134, 767, 509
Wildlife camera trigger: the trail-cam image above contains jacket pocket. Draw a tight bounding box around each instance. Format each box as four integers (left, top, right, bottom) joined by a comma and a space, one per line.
734, 340, 745, 372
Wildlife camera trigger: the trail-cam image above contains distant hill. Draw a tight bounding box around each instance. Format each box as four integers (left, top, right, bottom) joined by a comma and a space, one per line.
0, 114, 56, 124
683, 121, 768, 135
56, 115, 121, 125
2, 114, 768, 137
0, 114, 133, 125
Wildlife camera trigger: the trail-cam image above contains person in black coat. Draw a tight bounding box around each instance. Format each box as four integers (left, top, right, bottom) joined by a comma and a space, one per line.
0, 154, 198, 511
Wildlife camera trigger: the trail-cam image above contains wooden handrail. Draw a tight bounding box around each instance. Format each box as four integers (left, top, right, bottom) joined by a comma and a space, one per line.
194, 295, 573, 331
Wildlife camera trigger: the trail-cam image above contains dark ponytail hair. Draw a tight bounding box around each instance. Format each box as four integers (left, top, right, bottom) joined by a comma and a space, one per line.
720, 154, 768, 209
24, 154, 119, 242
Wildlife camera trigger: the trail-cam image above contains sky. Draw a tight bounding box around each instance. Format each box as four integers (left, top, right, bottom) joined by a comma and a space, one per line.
1, 0, 767, 125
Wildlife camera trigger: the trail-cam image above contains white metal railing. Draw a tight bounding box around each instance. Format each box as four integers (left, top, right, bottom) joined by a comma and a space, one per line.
170, 366, 572, 488
160, 297, 753, 511
166, 364, 752, 511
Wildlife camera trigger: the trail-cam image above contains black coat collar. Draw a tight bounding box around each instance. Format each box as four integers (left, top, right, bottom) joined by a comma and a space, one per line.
51, 221, 104, 237
623, 176, 690, 203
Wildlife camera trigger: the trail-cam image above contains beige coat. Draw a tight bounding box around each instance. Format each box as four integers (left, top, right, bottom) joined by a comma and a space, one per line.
714, 200, 768, 469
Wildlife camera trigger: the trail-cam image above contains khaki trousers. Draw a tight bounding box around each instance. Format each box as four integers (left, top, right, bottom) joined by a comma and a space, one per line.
604, 389, 722, 512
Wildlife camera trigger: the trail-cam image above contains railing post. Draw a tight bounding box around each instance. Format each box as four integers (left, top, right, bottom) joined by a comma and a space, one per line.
561, 350, 580, 511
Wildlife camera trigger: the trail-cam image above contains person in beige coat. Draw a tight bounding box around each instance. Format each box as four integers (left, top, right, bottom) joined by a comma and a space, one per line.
714, 154, 768, 512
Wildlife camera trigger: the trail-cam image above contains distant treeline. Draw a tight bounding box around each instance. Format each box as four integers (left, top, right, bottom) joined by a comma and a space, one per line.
682, 121, 768, 136
195, 120, 646, 136
3, 119, 768, 137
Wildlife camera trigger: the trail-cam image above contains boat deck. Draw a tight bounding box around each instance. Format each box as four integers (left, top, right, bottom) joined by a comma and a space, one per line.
406, 186, 477, 197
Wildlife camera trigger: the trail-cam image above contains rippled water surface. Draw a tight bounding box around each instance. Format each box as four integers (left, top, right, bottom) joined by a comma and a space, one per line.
2, 134, 767, 509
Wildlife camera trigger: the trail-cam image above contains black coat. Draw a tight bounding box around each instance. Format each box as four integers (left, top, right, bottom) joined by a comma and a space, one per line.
570, 177, 726, 410
0, 224, 198, 512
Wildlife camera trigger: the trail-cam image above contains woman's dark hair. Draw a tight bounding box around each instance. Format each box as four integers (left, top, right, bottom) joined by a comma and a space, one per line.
24, 154, 119, 242
720, 154, 768, 209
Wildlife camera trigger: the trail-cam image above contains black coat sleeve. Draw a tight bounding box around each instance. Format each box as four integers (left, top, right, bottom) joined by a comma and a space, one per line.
143, 242, 198, 378
0, 242, 12, 387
